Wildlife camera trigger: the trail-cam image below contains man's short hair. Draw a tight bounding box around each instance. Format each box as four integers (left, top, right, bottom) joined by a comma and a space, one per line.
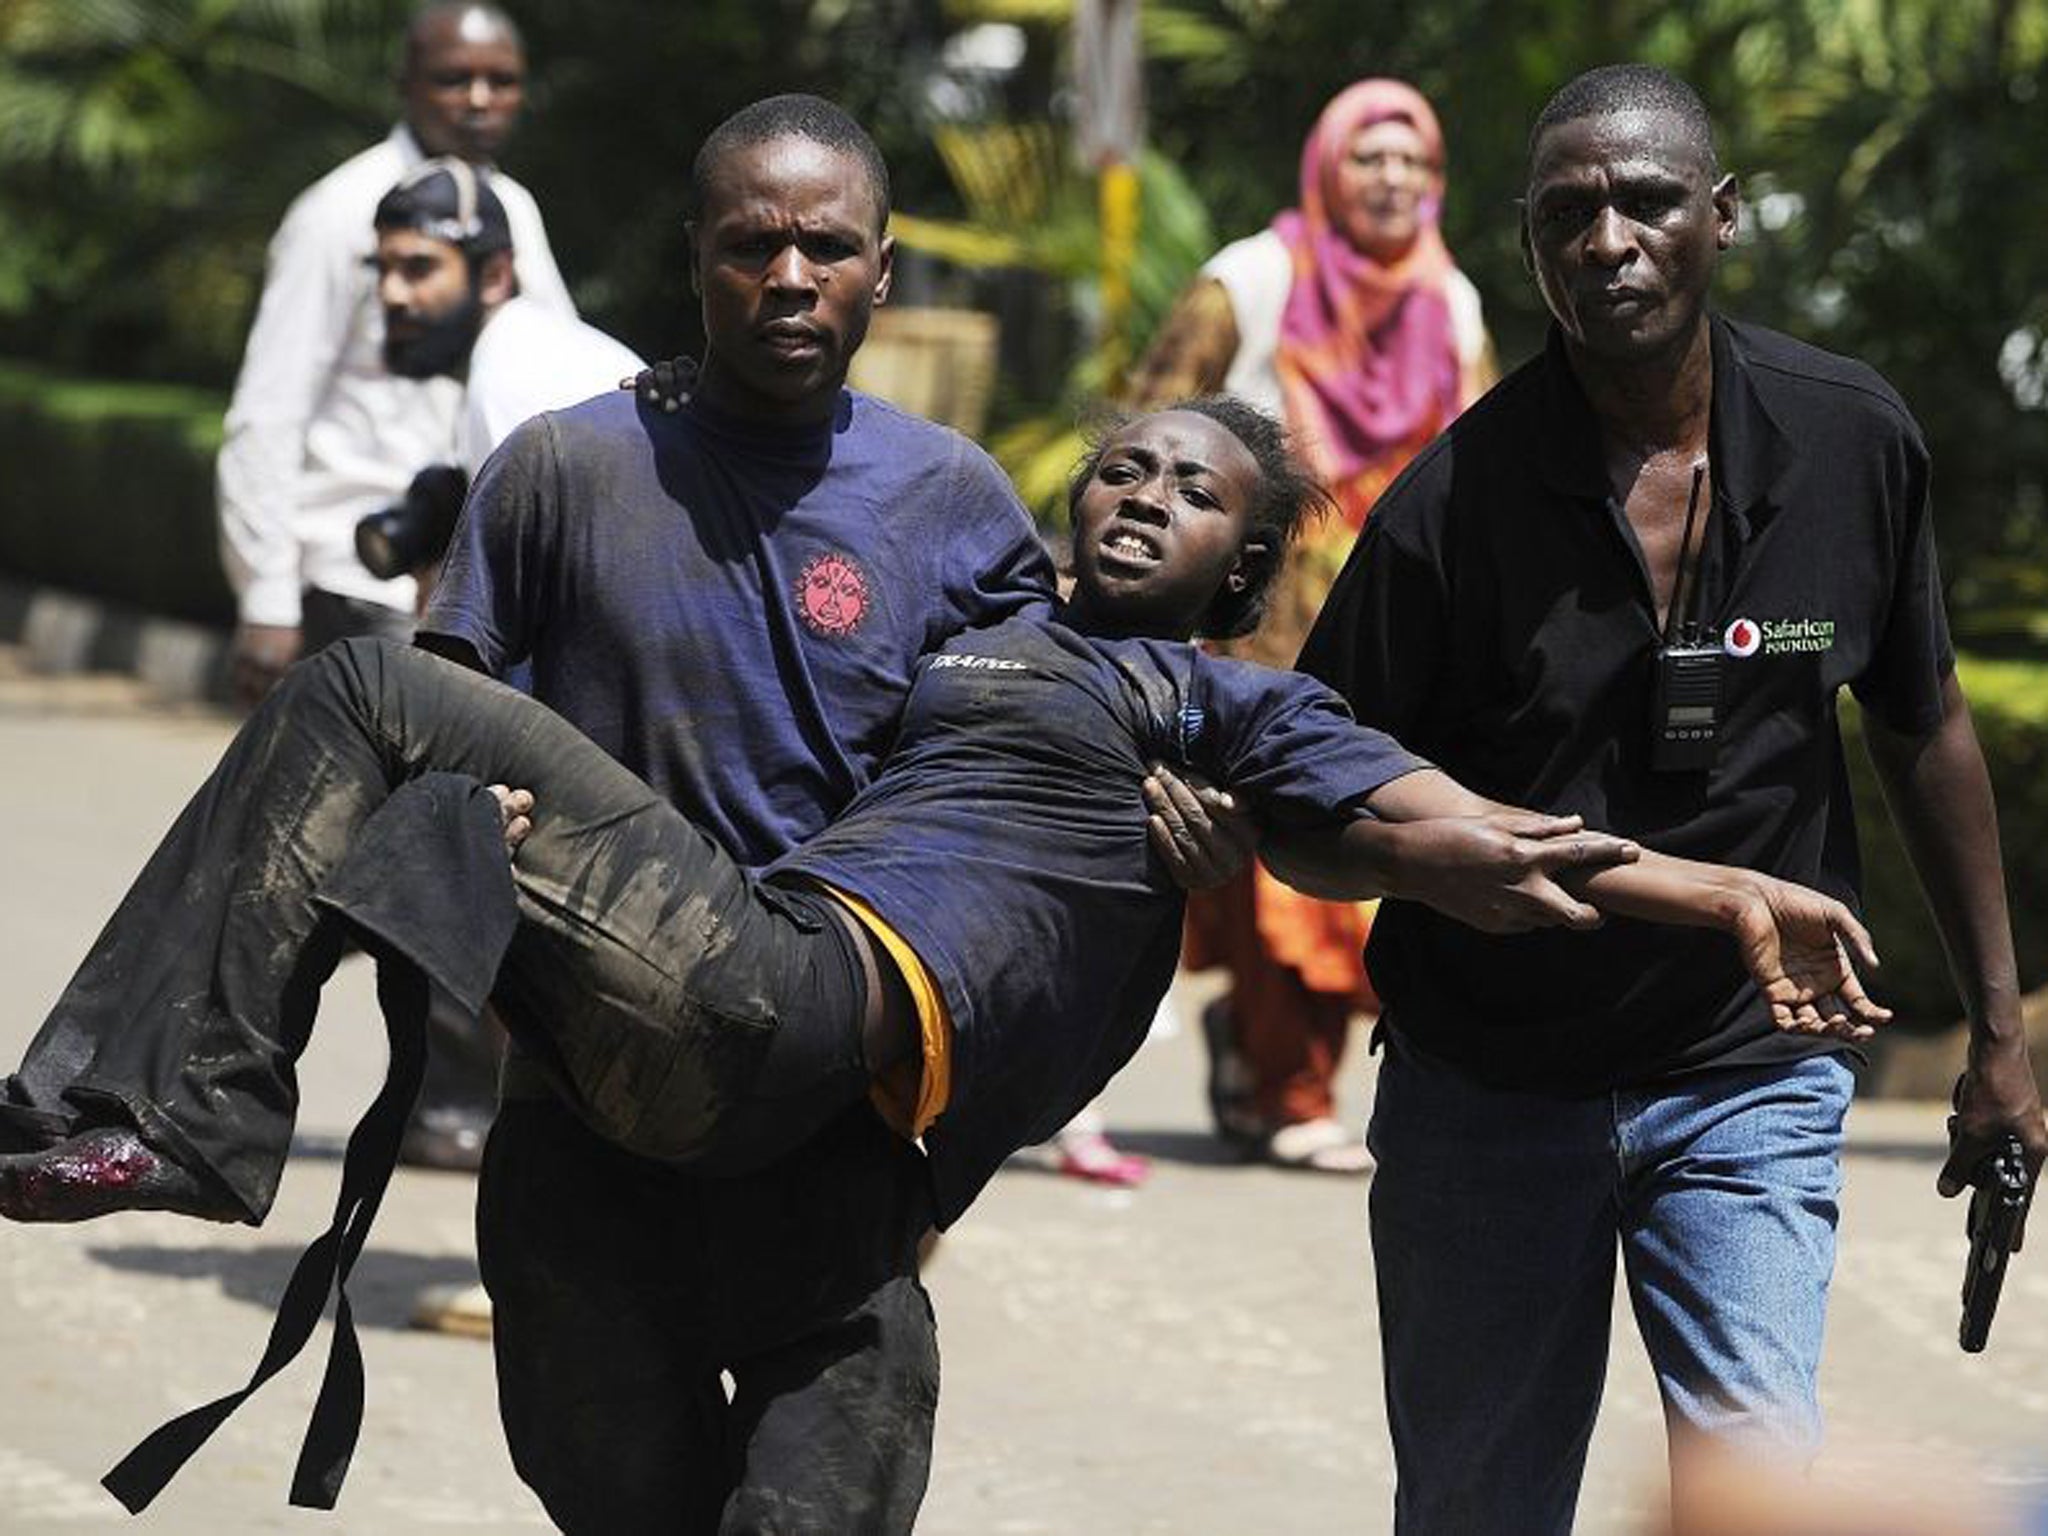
402, 2, 523, 76
375, 157, 514, 258
1530, 64, 1720, 176
689, 94, 891, 233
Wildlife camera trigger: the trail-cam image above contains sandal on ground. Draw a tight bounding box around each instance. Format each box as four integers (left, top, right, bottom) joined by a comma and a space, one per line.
1053, 1128, 1151, 1188
1264, 1117, 1375, 1176
411, 1281, 494, 1339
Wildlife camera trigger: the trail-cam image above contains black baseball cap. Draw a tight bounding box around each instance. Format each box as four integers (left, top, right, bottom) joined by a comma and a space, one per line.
373, 156, 513, 256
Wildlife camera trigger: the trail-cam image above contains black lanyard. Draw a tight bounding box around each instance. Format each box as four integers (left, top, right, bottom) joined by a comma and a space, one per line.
1662, 458, 1713, 647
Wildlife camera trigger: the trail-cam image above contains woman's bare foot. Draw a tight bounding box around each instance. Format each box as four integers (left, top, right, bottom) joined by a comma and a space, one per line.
0, 1127, 239, 1224
486, 784, 534, 854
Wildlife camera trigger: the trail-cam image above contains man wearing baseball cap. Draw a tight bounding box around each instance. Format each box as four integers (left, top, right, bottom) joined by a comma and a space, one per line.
371, 157, 641, 483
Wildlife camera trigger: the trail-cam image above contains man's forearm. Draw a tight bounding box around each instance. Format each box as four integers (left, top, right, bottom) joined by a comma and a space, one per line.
1864, 672, 2044, 1189
1557, 850, 1755, 934
1863, 675, 2025, 1045
1262, 770, 1631, 934
1288, 824, 1740, 921
217, 212, 350, 629
217, 420, 310, 627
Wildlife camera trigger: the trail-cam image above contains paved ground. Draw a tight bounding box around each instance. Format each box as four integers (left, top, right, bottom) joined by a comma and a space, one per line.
2, 654, 2044, 1533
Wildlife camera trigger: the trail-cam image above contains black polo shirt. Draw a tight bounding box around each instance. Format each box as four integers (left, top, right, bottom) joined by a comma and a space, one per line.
1298, 315, 1954, 1094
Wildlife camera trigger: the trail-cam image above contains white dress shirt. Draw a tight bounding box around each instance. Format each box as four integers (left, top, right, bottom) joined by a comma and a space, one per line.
458, 295, 644, 474
216, 125, 574, 627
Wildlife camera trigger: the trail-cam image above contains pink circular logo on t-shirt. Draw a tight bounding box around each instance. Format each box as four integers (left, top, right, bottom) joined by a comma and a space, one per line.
1724, 617, 1761, 658
797, 552, 871, 637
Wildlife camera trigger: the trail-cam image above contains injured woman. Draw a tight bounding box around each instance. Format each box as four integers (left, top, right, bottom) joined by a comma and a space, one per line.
0, 399, 1887, 1506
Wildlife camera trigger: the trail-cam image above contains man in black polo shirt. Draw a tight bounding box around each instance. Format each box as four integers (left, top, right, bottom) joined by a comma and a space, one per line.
1293, 64, 2046, 1534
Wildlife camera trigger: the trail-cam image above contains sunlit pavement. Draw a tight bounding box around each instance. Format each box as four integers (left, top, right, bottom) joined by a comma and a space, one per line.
2, 653, 2042, 1533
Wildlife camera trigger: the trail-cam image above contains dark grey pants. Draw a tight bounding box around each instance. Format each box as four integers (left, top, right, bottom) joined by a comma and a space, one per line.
483, 1095, 939, 1536
305, 588, 503, 1129
0, 637, 868, 1219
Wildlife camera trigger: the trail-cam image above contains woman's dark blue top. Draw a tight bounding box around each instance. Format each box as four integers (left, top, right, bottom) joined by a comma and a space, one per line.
778, 612, 1423, 1223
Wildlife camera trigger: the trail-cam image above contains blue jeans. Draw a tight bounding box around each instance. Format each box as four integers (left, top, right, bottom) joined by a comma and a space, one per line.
1368, 1031, 1854, 1536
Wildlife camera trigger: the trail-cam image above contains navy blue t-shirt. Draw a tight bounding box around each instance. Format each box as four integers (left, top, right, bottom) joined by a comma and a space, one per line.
776, 612, 1424, 1223
421, 387, 1056, 867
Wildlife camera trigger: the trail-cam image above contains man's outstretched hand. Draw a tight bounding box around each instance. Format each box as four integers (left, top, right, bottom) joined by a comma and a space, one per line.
1724, 875, 1890, 1042
1387, 811, 1639, 934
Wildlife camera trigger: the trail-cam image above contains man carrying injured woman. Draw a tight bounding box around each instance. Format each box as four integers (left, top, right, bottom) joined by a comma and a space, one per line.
0, 387, 1884, 1235
0, 397, 1884, 1502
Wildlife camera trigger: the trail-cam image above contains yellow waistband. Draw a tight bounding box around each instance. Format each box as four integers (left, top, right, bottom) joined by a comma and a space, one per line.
819, 884, 954, 1139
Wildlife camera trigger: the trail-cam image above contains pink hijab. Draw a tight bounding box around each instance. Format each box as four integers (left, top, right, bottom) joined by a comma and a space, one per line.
1272, 79, 1464, 527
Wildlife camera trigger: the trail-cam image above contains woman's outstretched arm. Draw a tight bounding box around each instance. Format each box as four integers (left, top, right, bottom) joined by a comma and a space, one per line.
1263, 768, 1635, 931
1266, 768, 1889, 1041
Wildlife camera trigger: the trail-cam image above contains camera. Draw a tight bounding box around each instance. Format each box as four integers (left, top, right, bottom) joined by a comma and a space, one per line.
355, 464, 468, 580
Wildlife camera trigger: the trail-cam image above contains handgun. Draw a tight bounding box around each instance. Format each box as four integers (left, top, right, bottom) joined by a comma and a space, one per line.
1958, 1132, 2030, 1354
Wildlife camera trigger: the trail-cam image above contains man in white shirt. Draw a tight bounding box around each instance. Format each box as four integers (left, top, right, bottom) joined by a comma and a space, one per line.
216, 1, 572, 706
457, 296, 645, 477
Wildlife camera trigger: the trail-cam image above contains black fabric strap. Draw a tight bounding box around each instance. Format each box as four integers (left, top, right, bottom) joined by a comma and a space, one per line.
102, 775, 518, 1514
289, 957, 429, 1506
102, 948, 429, 1512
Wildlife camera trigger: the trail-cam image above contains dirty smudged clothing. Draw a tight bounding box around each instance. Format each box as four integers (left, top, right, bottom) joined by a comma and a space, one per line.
0, 639, 873, 1217
777, 613, 1424, 1223
420, 382, 1055, 1535
1, 618, 1420, 1233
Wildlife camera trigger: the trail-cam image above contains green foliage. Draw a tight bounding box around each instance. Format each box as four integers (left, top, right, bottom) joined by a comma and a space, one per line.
1109, 0, 2048, 626
0, 0, 961, 378
0, 358, 223, 439
0, 0, 2041, 610
0, 0, 413, 379
1950, 555, 2048, 656
0, 358, 231, 623
1844, 656, 2048, 1028
492, 0, 962, 365
891, 118, 1214, 519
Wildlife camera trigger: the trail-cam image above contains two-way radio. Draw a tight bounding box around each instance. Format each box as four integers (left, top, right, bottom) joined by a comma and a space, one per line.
1649, 459, 1723, 773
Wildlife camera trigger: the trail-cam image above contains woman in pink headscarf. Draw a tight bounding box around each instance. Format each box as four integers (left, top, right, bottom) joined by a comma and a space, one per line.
1129, 78, 1494, 1172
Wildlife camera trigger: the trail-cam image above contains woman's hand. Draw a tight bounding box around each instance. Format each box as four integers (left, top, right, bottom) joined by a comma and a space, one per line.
1725, 875, 1890, 1040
